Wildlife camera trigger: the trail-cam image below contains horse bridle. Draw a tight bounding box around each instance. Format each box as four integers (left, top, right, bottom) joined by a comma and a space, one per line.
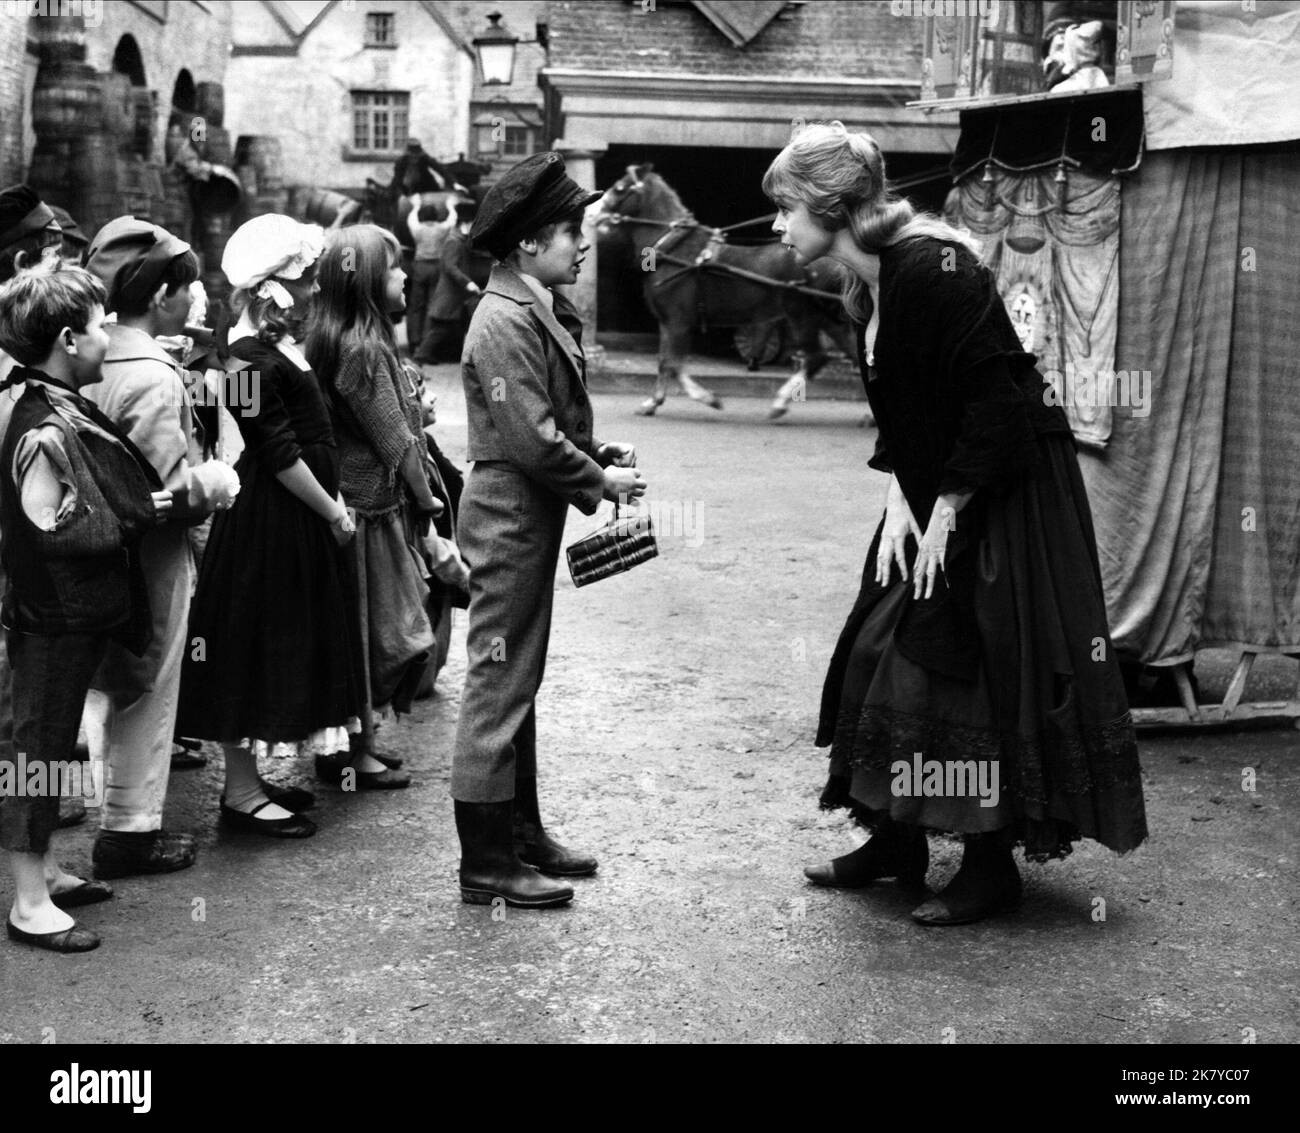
596, 168, 649, 224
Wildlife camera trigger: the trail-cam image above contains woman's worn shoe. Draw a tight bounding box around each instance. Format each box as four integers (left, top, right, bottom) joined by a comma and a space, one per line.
347, 734, 404, 770
219, 800, 317, 838
171, 737, 207, 771
7, 919, 101, 953
316, 754, 409, 788
804, 828, 928, 888
223, 781, 316, 812
50, 880, 114, 910
910, 856, 1022, 926
93, 829, 197, 880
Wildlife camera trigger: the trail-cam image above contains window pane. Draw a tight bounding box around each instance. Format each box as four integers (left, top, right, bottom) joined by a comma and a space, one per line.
374, 110, 389, 151
503, 127, 529, 156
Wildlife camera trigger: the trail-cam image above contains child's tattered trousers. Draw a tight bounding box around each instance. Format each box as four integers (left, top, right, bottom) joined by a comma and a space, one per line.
451, 462, 567, 803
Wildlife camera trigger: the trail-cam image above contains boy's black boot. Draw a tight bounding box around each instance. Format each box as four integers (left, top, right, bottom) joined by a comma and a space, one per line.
455, 800, 574, 908
512, 776, 598, 878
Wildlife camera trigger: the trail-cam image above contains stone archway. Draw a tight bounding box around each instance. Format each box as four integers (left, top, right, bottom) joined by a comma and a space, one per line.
111, 34, 153, 160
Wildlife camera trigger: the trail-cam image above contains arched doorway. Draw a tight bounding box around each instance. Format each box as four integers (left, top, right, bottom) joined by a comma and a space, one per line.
111, 34, 153, 160
167, 69, 195, 160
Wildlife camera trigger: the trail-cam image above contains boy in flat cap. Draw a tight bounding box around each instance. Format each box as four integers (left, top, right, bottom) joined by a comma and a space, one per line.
452, 152, 646, 908
81, 217, 239, 880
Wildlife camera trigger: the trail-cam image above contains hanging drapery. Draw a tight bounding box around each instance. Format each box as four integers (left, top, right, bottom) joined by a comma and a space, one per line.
947, 91, 1141, 449
1077, 146, 1300, 664
947, 167, 1121, 448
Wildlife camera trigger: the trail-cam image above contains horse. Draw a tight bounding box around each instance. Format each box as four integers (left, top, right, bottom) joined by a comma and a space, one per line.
592, 164, 856, 419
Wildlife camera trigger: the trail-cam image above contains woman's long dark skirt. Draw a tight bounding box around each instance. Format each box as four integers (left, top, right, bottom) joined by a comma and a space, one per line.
819, 433, 1148, 861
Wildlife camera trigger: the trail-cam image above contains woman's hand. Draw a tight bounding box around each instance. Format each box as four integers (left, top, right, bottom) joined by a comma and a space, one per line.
912, 491, 973, 600
913, 507, 953, 600
876, 479, 921, 587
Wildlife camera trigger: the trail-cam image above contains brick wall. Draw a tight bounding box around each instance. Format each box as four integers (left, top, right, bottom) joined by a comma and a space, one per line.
226, 0, 474, 193
547, 0, 922, 80
79, 0, 233, 162
0, 8, 32, 187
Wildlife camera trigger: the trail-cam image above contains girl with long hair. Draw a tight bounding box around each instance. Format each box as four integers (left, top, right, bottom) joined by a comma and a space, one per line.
765, 123, 1147, 925
176, 215, 362, 837
306, 224, 466, 788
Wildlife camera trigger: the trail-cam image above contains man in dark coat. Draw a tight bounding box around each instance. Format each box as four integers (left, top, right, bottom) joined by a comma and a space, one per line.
414, 200, 479, 364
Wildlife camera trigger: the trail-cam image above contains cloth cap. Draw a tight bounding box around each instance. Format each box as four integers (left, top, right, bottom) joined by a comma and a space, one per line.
222, 213, 325, 309
48, 205, 89, 248
470, 152, 601, 260
0, 184, 57, 253
84, 216, 192, 312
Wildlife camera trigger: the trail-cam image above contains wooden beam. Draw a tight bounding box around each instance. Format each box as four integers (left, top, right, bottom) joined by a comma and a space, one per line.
1220, 651, 1257, 715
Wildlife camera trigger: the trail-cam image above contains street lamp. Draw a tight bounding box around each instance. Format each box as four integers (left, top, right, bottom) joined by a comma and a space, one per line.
474, 11, 519, 86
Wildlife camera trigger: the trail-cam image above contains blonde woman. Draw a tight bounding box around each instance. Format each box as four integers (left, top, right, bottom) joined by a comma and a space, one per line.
765, 123, 1146, 925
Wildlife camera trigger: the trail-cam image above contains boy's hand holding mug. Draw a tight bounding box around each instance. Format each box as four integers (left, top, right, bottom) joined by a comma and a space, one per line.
597, 441, 637, 468
603, 466, 646, 502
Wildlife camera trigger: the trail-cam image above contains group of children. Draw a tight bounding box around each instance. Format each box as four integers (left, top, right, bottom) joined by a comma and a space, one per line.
0, 186, 469, 953
1, 150, 642, 951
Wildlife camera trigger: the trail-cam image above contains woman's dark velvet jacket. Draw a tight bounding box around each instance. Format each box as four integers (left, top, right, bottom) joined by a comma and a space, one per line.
816, 235, 1074, 743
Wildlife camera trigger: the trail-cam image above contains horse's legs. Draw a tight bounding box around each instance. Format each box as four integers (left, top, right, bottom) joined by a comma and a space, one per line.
770, 319, 821, 420
769, 357, 809, 421
640, 321, 721, 414
667, 320, 722, 410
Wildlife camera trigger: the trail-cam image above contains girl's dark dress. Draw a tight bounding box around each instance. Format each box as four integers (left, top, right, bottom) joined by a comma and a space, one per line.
818, 237, 1147, 860
176, 336, 364, 745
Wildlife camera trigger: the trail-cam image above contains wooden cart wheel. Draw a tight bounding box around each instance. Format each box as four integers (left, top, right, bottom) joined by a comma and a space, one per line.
734, 320, 785, 369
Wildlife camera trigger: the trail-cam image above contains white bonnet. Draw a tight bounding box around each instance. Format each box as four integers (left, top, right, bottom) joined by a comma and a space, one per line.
222, 214, 325, 309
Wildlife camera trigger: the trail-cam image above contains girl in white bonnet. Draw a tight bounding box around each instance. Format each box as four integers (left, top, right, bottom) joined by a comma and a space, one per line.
176, 215, 364, 838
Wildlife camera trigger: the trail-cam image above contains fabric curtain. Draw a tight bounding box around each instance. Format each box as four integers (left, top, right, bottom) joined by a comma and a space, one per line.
1077, 146, 1300, 664
948, 168, 1121, 448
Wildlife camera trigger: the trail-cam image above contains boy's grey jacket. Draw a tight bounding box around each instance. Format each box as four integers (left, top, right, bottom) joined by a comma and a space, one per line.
461, 264, 608, 515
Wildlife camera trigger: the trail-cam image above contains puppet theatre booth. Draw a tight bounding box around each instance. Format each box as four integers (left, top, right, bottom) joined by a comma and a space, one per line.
943, 1, 1300, 728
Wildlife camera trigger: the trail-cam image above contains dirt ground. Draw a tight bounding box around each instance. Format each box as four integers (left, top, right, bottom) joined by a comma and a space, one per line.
1, 371, 1296, 1045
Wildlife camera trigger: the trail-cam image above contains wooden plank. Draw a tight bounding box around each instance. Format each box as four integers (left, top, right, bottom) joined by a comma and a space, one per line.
1172, 663, 1200, 718
1220, 652, 1257, 715
1134, 701, 1300, 729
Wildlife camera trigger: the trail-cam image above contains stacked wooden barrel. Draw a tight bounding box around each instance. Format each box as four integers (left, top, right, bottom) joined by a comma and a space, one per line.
234, 135, 290, 221
25, 15, 172, 240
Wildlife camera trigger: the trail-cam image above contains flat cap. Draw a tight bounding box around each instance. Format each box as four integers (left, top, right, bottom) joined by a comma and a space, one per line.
0, 184, 57, 253
470, 152, 601, 261
84, 215, 193, 314
48, 205, 88, 249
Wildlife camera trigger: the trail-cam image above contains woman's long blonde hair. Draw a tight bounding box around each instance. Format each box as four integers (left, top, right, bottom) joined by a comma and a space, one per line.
762, 121, 979, 323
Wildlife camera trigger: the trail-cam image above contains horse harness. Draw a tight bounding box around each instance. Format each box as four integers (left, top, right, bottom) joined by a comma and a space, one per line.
599, 178, 841, 310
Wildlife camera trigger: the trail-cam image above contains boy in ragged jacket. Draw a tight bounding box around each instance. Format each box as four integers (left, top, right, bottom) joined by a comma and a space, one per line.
0, 264, 171, 952
451, 152, 646, 910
